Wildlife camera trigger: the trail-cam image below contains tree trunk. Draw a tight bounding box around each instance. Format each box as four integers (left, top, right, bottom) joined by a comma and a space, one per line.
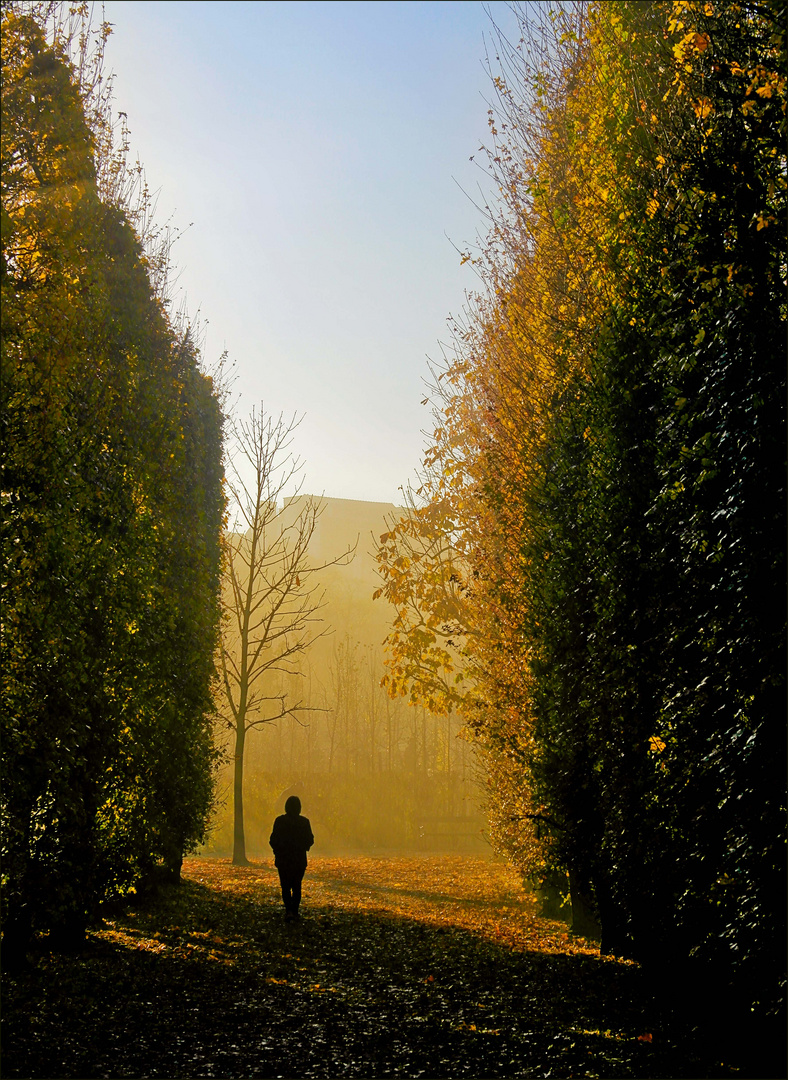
386, 696, 392, 773
596, 871, 630, 957
1, 901, 32, 973
232, 723, 249, 865
164, 852, 183, 884
568, 868, 601, 939
537, 870, 572, 922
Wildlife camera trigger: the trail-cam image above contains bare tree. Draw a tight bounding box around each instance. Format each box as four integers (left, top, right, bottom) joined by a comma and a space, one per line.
218, 406, 353, 864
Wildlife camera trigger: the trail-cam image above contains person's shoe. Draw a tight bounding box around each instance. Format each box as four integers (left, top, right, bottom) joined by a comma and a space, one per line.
284, 911, 295, 922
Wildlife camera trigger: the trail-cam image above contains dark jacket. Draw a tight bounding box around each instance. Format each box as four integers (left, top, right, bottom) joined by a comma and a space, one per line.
269, 813, 314, 873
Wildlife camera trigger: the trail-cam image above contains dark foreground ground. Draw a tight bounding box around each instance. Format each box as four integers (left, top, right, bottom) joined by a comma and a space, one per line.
1, 857, 779, 1079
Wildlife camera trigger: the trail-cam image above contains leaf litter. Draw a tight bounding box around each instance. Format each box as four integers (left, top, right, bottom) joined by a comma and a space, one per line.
2, 856, 741, 1078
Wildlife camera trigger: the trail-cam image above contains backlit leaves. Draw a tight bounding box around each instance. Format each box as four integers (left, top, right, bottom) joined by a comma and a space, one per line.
376, 0, 786, 1030
1, 4, 224, 945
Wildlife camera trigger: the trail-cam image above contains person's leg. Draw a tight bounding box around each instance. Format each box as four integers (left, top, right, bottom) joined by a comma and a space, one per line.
291, 871, 304, 915
278, 870, 293, 913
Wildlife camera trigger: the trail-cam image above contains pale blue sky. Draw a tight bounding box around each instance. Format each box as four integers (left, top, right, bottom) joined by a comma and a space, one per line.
102, 1, 519, 502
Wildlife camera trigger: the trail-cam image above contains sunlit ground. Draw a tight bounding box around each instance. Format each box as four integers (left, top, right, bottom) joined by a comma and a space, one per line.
179, 855, 599, 958
3, 856, 741, 1079
95, 855, 600, 990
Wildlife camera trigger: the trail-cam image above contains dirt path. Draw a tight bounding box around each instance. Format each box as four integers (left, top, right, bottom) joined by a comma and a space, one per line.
2, 857, 739, 1078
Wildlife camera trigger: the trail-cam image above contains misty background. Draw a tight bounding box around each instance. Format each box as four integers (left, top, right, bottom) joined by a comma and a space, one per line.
207, 495, 487, 857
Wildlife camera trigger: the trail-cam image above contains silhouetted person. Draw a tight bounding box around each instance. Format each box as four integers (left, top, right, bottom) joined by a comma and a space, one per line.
269, 795, 314, 921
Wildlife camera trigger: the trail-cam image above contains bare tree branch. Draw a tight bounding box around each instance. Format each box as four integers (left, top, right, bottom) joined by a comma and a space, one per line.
215, 404, 355, 864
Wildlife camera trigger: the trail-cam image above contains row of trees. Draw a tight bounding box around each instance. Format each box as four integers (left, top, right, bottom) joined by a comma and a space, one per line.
377, 0, 785, 1040
1, 4, 225, 956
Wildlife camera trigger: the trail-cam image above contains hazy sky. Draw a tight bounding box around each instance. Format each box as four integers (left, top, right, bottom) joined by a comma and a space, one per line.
101, 1, 518, 503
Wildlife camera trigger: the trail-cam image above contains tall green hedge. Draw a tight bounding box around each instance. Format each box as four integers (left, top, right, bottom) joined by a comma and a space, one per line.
1, 8, 225, 954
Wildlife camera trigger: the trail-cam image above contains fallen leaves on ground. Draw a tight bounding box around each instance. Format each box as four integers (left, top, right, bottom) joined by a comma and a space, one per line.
2, 856, 740, 1079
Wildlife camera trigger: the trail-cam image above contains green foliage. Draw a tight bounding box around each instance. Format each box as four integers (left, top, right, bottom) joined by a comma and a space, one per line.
1, 6, 224, 946
378, 0, 786, 1033
509, 0, 785, 1019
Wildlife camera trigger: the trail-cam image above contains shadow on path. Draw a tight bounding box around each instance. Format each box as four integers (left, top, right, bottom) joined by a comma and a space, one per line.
1, 866, 749, 1079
